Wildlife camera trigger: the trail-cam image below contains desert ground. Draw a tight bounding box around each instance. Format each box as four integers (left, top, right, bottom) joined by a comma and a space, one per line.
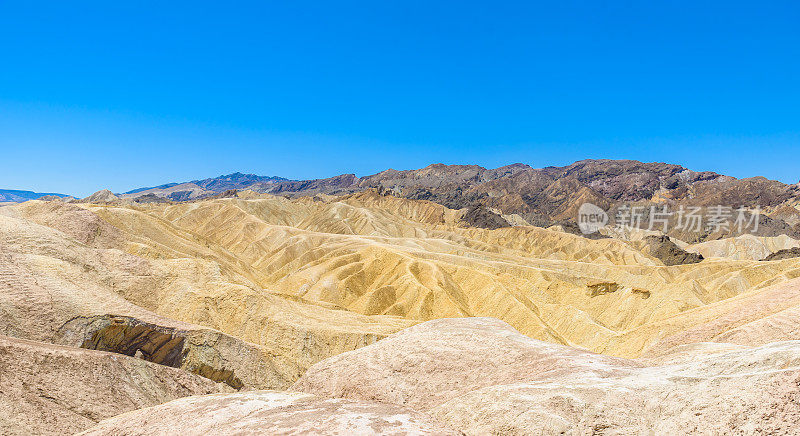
2, 162, 800, 434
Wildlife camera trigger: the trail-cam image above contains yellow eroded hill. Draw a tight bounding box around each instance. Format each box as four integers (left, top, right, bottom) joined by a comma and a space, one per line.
1, 200, 413, 389
8, 191, 795, 358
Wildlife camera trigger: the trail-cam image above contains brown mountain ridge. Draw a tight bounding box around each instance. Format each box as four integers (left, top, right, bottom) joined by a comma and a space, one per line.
110, 159, 800, 241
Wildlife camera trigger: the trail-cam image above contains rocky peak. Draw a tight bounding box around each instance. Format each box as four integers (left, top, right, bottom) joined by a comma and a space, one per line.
83, 189, 119, 203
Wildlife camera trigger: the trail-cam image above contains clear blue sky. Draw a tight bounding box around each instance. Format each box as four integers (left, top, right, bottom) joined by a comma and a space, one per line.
1, 1, 798, 196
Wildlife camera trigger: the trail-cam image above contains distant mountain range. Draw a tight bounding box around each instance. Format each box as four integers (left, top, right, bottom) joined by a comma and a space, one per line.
4, 160, 800, 242
124, 172, 290, 195
0, 189, 70, 203
128, 160, 800, 241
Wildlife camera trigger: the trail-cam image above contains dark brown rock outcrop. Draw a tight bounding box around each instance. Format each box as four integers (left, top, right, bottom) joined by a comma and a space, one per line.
81, 317, 186, 368
641, 235, 704, 266
63, 315, 248, 390
761, 247, 800, 261
461, 205, 509, 229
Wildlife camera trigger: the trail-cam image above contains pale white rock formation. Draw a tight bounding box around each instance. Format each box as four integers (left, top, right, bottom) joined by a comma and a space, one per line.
78, 391, 460, 435
294, 317, 800, 435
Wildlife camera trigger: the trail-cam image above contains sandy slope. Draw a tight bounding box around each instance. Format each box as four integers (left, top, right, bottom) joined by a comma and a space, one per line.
0, 334, 230, 435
